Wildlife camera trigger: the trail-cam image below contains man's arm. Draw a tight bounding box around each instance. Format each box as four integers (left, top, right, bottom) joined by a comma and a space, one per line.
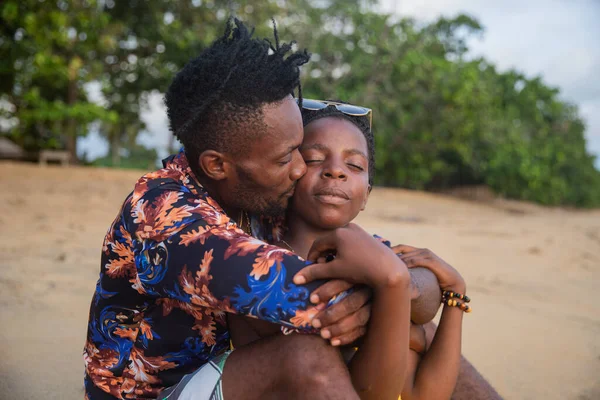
423, 322, 503, 400
116, 185, 328, 330
133, 216, 325, 331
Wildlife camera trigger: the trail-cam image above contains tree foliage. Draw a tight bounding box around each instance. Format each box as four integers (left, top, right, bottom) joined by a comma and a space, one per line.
1, 0, 118, 154
1, 0, 598, 207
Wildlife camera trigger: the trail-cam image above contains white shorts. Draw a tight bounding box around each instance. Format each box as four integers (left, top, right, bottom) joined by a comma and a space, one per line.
158, 351, 231, 400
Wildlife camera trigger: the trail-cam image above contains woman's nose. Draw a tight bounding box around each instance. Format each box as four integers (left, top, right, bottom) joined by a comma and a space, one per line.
322, 162, 347, 180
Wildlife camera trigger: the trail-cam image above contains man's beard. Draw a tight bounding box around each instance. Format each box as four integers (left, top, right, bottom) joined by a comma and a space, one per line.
231, 166, 295, 218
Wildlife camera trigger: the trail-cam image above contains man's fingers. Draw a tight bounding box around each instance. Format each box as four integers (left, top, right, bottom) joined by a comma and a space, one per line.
391, 244, 419, 255
330, 326, 367, 347
319, 303, 371, 340
313, 287, 371, 327
293, 259, 343, 284
310, 280, 353, 304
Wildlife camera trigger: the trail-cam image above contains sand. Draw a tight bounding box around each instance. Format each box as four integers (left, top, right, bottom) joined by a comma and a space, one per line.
1, 161, 599, 400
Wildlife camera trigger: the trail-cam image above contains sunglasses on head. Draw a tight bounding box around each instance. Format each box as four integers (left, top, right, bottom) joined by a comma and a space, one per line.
296, 98, 372, 130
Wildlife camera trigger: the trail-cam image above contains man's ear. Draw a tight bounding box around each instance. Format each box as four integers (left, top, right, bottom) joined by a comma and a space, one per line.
360, 185, 372, 211
198, 150, 233, 181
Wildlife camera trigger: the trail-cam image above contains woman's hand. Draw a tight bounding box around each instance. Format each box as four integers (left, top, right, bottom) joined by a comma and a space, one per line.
391, 244, 466, 294
294, 223, 409, 289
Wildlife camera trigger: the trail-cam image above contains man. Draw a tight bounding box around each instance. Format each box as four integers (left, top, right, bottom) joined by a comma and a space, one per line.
84, 19, 391, 400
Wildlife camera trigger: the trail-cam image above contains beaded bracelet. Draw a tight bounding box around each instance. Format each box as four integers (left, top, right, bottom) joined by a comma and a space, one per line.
443, 298, 472, 313
442, 290, 470, 303
442, 290, 472, 313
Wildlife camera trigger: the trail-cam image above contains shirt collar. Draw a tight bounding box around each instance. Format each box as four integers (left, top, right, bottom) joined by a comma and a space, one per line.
162, 150, 286, 241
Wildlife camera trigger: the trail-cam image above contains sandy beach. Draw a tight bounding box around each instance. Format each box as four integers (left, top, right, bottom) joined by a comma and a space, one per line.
1, 161, 599, 400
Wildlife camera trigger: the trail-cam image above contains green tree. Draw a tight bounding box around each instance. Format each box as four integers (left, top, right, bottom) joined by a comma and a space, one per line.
292, 6, 599, 207
95, 0, 293, 165
1, 0, 117, 160
2, 0, 598, 206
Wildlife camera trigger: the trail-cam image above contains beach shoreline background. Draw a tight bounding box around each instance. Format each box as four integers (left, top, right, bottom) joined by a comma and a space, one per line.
1, 161, 598, 399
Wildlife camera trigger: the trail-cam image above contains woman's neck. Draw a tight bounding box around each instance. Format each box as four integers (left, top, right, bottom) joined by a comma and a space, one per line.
284, 213, 336, 259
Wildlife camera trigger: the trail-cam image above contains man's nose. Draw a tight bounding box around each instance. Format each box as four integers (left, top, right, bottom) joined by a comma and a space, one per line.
290, 152, 307, 181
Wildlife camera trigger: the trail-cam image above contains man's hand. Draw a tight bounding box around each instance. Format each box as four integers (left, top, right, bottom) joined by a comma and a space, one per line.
293, 224, 409, 346
309, 280, 372, 346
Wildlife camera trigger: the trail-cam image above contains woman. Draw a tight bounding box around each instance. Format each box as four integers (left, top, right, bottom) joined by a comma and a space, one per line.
229, 99, 469, 400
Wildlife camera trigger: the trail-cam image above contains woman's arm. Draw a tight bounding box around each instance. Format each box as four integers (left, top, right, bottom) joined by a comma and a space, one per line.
292, 225, 418, 399
346, 271, 412, 400
422, 322, 504, 400
402, 303, 464, 400
393, 245, 467, 400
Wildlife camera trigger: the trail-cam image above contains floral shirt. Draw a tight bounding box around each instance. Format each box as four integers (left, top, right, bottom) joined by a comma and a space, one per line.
84, 152, 326, 399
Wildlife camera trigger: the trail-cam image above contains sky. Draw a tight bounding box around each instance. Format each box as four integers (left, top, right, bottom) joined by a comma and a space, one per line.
79, 0, 600, 168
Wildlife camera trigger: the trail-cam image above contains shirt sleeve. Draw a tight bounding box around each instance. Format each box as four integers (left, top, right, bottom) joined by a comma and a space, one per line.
373, 234, 392, 248
127, 188, 326, 332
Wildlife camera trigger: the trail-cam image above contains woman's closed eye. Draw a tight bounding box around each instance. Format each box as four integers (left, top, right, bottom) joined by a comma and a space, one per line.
305, 159, 324, 164
348, 163, 364, 171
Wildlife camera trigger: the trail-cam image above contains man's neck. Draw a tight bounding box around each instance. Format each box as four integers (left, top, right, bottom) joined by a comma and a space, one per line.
284, 213, 335, 259
194, 171, 244, 224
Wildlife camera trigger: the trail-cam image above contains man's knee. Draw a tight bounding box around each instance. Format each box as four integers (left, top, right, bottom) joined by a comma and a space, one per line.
279, 335, 348, 388
222, 334, 357, 400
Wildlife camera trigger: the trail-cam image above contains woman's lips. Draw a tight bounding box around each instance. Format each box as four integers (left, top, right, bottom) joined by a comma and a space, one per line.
314, 187, 350, 205
315, 194, 349, 205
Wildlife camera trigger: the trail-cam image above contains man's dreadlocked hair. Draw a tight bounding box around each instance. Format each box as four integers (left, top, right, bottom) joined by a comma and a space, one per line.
165, 18, 310, 168
301, 103, 375, 186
